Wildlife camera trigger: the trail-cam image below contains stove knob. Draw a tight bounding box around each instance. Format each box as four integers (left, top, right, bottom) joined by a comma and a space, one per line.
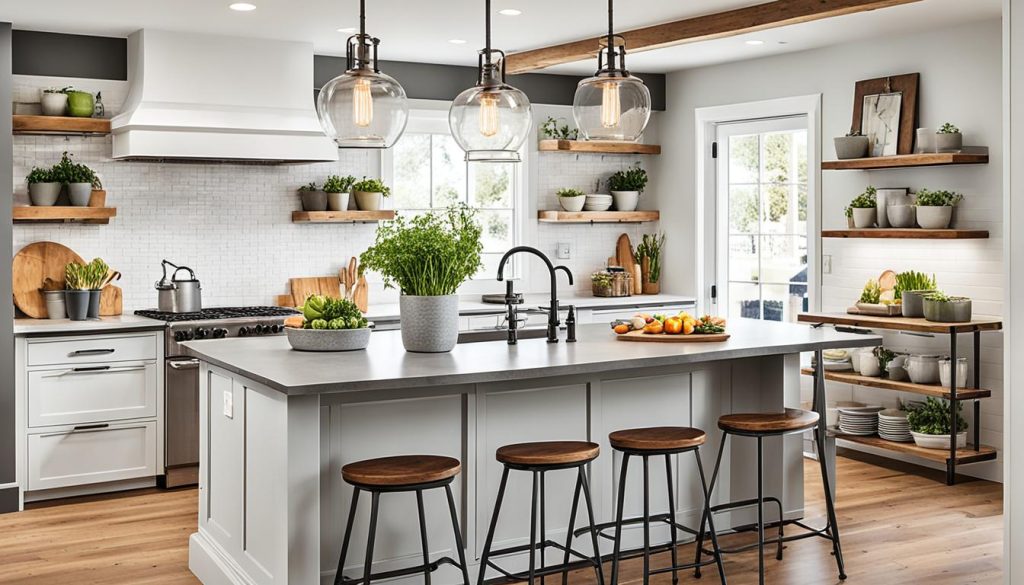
256, 324, 268, 335
239, 326, 250, 337
184, 330, 195, 341
195, 327, 210, 339
174, 331, 186, 342
213, 328, 228, 339
270, 324, 282, 334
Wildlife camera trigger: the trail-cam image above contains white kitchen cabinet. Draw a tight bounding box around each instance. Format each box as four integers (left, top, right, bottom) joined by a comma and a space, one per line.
27, 362, 158, 428
27, 421, 158, 491
27, 333, 158, 366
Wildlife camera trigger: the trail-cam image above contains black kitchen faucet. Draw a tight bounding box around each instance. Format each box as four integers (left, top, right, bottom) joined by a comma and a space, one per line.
497, 246, 573, 343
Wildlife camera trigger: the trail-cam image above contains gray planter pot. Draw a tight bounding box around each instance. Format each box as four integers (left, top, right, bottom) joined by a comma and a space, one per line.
834, 136, 869, 159
399, 294, 459, 353
900, 290, 935, 318
68, 183, 93, 206
29, 182, 61, 206
851, 207, 876, 228
886, 205, 916, 228
935, 132, 963, 152
916, 205, 953, 229
327, 191, 350, 212
285, 327, 371, 352
43, 290, 66, 319
354, 191, 383, 211
300, 190, 328, 211
923, 298, 972, 323
88, 290, 102, 318
64, 290, 91, 321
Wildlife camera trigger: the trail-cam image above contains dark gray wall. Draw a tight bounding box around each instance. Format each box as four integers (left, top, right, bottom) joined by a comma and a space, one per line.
13, 30, 126, 80
0, 22, 15, 513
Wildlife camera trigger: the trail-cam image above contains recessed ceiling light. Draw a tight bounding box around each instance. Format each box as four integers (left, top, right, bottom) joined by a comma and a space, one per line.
337, 27, 356, 33
448, 39, 467, 44
498, 8, 522, 16
745, 39, 765, 46
229, 2, 256, 11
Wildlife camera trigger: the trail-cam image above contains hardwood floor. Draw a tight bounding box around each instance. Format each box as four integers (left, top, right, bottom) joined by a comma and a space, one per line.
0, 455, 1003, 584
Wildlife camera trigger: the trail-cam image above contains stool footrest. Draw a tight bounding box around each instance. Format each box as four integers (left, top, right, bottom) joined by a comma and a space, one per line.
483, 539, 600, 581
573, 513, 699, 540
336, 556, 461, 585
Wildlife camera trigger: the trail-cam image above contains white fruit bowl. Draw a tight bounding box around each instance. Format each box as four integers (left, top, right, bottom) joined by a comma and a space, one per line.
285, 327, 371, 352
910, 431, 966, 450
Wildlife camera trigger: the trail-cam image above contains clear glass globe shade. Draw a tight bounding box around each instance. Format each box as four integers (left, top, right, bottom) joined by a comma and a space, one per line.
449, 84, 532, 162
317, 69, 409, 149
572, 74, 651, 142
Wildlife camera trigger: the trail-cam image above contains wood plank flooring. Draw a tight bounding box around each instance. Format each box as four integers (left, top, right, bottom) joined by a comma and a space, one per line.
0, 454, 1003, 584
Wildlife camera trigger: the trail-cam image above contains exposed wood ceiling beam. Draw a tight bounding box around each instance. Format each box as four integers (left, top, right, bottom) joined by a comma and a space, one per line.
505, 0, 923, 74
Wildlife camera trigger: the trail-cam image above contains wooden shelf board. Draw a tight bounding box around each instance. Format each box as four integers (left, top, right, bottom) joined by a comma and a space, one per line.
13, 115, 111, 135
822, 152, 988, 170
800, 368, 990, 400
538, 139, 661, 155
822, 228, 989, 239
292, 210, 396, 223
830, 433, 997, 465
798, 312, 1003, 334
538, 210, 660, 224
13, 206, 116, 224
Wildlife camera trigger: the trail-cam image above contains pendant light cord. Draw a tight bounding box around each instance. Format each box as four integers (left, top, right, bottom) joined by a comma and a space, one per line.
360, 0, 366, 39
607, 0, 615, 67
484, 0, 492, 66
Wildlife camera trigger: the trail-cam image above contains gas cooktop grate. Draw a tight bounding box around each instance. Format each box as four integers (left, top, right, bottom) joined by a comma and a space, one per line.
135, 306, 299, 322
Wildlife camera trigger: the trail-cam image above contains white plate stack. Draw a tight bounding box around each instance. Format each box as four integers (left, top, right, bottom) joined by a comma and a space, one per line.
877, 409, 913, 442
584, 194, 613, 212
838, 406, 884, 435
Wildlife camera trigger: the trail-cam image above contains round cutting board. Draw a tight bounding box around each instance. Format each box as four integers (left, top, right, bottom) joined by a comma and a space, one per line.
12, 241, 83, 318
615, 330, 730, 343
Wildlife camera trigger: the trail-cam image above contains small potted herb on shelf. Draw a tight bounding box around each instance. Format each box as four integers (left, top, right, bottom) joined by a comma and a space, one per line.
845, 186, 877, 228
297, 182, 327, 212
907, 397, 967, 450
286, 295, 371, 352
894, 271, 937, 318
540, 117, 579, 140
935, 123, 963, 152
834, 129, 869, 160
64, 258, 108, 321
557, 188, 586, 212
636, 232, 666, 294
54, 152, 102, 206
922, 290, 972, 323
26, 167, 60, 206
608, 164, 647, 212
40, 87, 71, 116
352, 177, 391, 211
914, 189, 963, 229
323, 174, 356, 211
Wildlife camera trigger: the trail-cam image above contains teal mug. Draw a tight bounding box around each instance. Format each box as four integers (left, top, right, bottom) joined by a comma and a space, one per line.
66, 91, 95, 117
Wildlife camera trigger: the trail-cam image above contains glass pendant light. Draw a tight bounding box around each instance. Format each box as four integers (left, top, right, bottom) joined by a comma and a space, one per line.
449, 0, 532, 162
572, 0, 651, 142
317, 0, 408, 149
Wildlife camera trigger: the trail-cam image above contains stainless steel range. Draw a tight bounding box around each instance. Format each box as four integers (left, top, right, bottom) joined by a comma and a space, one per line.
135, 306, 299, 487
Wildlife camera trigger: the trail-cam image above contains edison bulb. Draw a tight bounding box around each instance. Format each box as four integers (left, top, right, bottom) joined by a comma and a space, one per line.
601, 81, 621, 129
478, 94, 501, 137
572, 74, 651, 141
352, 78, 373, 128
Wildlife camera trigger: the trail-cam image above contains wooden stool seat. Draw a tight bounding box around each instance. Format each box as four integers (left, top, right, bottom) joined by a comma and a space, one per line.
609, 426, 706, 451
718, 408, 819, 435
341, 455, 461, 487
495, 441, 600, 466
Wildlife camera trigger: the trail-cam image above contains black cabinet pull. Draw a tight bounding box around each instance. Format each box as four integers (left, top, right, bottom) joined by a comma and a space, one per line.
71, 348, 116, 356
73, 423, 110, 431
71, 365, 112, 372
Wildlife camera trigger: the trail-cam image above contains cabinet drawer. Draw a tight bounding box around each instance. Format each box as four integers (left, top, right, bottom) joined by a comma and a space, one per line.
27, 362, 158, 428
27, 333, 158, 367
27, 421, 157, 491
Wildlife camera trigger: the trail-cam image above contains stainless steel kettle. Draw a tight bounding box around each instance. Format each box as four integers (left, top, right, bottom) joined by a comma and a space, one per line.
156, 260, 202, 313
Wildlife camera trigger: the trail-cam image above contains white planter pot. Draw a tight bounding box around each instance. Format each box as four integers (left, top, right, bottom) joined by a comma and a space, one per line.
28, 182, 61, 206
559, 196, 586, 212
327, 191, 351, 211
833, 136, 869, 159
399, 294, 459, 353
611, 190, 640, 212
40, 92, 67, 116
886, 205, 916, 228
354, 191, 383, 211
67, 183, 92, 206
851, 207, 876, 228
911, 431, 966, 450
916, 206, 953, 229
935, 132, 963, 152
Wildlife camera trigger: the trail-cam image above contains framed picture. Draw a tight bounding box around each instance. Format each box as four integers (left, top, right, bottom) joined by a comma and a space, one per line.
851, 73, 919, 155
862, 92, 903, 157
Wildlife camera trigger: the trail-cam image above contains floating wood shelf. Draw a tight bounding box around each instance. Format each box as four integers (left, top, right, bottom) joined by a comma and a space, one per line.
292, 210, 396, 223
822, 152, 988, 170
830, 433, 997, 465
822, 228, 989, 239
798, 312, 1003, 334
538, 139, 661, 155
13, 115, 111, 135
800, 368, 990, 400
538, 210, 660, 224
13, 206, 116, 224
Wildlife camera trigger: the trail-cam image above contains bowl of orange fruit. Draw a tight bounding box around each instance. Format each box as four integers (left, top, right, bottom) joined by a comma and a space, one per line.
611, 312, 729, 342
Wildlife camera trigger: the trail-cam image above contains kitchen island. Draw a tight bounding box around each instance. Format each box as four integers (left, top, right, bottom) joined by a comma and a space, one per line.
182, 320, 878, 585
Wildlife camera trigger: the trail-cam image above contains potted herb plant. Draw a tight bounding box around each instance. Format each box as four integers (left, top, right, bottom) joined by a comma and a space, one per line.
286, 295, 371, 351
360, 205, 483, 352
845, 187, 877, 228
540, 116, 579, 140
26, 167, 60, 206
935, 123, 963, 152
834, 129, 869, 160
297, 182, 327, 211
352, 177, 391, 211
64, 258, 107, 321
608, 164, 647, 212
61, 154, 102, 206
914, 189, 963, 229
636, 232, 665, 294
907, 397, 967, 449
923, 291, 972, 323
894, 271, 937, 318
557, 188, 586, 212
40, 87, 70, 116
323, 174, 356, 211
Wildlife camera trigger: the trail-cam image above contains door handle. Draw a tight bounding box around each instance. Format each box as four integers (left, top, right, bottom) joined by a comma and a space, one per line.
73, 423, 110, 431
70, 348, 116, 356
71, 365, 112, 373
168, 359, 201, 370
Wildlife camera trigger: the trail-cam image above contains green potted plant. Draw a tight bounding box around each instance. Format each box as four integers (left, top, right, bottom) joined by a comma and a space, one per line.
922, 291, 972, 323
935, 123, 963, 152
360, 205, 483, 352
894, 271, 937, 318
557, 188, 586, 212
323, 174, 356, 211
297, 181, 327, 211
60, 153, 102, 206
286, 295, 371, 351
834, 129, 869, 160
66, 90, 96, 118
914, 189, 963, 229
40, 87, 70, 116
352, 177, 390, 211
636, 232, 665, 294
540, 117, 578, 140
845, 187, 877, 228
26, 167, 60, 206
64, 258, 107, 321
608, 164, 648, 212
907, 397, 967, 449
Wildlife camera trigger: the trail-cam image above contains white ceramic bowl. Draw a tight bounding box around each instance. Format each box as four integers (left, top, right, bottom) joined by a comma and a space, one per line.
559, 196, 586, 212
911, 431, 967, 450
285, 326, 371, 352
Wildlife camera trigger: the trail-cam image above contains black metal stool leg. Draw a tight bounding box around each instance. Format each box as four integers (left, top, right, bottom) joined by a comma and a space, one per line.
815, 423, 847, 580
540, 471, 547, 585
641, 455, 652, 585
756, 436, 765, 585
334, 487, 361, 585
362, 492, 380, 585
415, 490, 432, 585
694, 449, 727, 585
478, 466, 510, 585
610, 453, 631, 585
529, 471, 540, 584
444, 484, 471, 585
561, 470, 583, 585
579, 466, 606, 585
663, 454, 679, 585
695, 433, 727, 578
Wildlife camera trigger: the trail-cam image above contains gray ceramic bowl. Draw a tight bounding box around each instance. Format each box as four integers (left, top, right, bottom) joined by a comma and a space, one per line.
286, 326, 371, 351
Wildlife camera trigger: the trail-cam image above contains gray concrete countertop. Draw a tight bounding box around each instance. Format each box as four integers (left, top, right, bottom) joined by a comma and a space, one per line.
14, 314, 165, 336
183, 320, 879, 396
364, 293, 695, 321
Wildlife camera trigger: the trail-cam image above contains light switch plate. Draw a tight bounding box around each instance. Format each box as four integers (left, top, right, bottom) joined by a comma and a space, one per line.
823, 255, 833, 274
223, 389, 233, 419
556, 242, 571, 260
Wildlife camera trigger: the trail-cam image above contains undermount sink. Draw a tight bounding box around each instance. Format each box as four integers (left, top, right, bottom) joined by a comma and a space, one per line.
457, 328, 551, 344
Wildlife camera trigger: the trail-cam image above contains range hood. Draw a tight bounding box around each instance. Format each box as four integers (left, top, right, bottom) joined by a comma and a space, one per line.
112, 29, 337, 162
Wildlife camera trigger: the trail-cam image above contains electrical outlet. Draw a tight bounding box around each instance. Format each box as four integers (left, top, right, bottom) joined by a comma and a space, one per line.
223, 389, 233, 419
556, 242, 571, 260
823, 255, 833, 274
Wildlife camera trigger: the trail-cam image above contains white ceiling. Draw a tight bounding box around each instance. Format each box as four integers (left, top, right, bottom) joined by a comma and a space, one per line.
4, 0, 1001, 75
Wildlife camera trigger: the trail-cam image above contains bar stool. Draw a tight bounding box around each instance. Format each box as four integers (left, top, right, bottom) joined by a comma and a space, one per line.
334, 455, 470, 585
694, 408, 846, 585
477, 441, 605, 585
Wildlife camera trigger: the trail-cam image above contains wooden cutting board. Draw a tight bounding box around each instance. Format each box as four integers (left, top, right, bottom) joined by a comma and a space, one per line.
289, 276, 342, 306
615, 234, 636, 268
12, 241, 84, 318
352, 274, 369, 312
99, 285, 123, 316
615, 330, 731, 343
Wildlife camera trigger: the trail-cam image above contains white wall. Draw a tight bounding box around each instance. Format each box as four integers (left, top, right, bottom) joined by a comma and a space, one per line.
652, 19, 1004, 480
